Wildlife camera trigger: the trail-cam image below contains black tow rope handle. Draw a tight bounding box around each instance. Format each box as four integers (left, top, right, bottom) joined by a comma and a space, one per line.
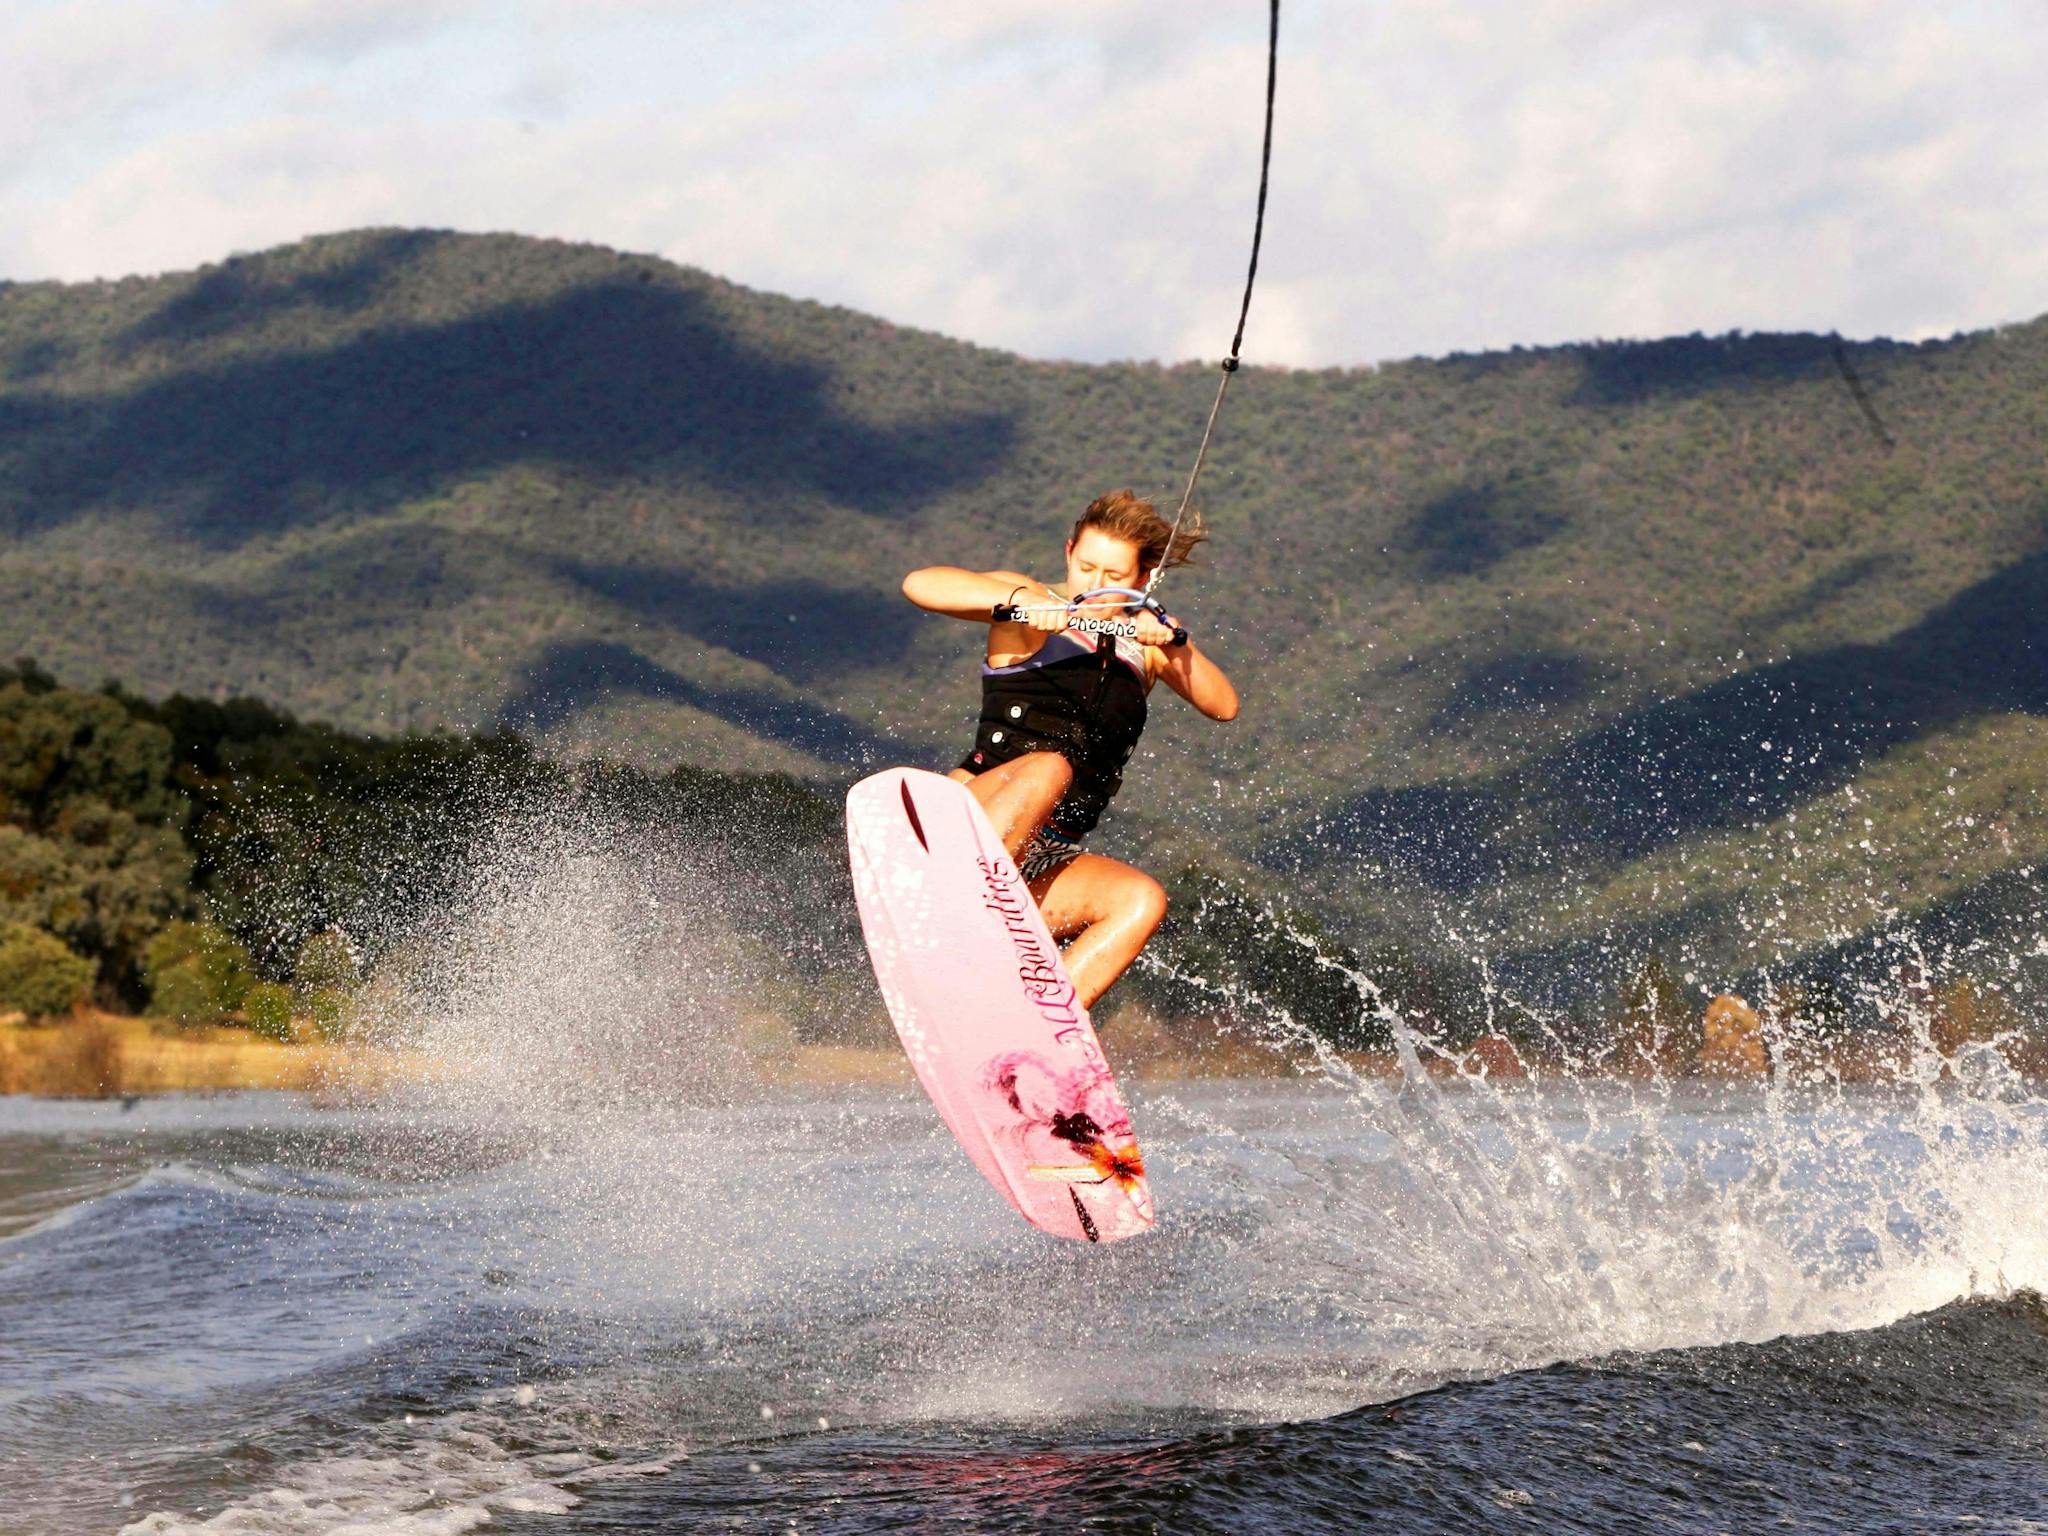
993, 586, 1187, 647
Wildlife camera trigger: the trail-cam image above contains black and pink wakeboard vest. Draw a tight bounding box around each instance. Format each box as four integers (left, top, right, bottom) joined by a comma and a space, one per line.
957, 630, 1150, 838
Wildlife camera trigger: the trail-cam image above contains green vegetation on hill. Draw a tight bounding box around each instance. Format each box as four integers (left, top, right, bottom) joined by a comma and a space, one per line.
0, 663, 1388, 1048
3, 229, 2045, 1008
0, 658, 830, 998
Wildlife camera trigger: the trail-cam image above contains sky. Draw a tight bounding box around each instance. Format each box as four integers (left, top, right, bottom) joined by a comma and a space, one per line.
4, 0, 2046, 368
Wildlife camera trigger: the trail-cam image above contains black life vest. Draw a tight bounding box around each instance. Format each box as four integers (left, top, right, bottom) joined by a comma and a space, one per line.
957, 630, 1151, 838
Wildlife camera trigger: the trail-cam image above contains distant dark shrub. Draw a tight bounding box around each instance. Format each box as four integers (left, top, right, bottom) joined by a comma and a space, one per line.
147, 960, 222, 1031
0, 923, 95, 1020
143, 921, 254, 1028
242, 981, 295, 1043
141, 919, 208, 978
293, 929, 358, 991
302, 986, 356, 1042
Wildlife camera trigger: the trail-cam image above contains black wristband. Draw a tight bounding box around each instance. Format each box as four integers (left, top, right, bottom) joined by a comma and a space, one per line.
1145, 598, 1189, 648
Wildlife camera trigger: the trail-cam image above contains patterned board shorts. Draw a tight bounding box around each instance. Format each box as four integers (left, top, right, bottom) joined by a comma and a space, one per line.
1017, 825, 1086, 883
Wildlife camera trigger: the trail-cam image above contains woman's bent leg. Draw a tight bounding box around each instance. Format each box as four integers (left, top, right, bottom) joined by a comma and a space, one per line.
954, 752, 1073, 860
1030, 853, 1168, 1009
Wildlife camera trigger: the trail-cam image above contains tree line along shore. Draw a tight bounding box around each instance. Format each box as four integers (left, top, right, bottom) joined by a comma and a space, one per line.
5, 657, 2043, 1099
10, 988, 2039, 1101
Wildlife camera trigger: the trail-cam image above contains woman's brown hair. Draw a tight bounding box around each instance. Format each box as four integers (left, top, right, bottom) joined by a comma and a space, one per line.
1071, 490, 1207, 577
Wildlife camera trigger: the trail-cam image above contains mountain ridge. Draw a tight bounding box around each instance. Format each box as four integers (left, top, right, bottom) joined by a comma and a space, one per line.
5, 227, 2044, 1002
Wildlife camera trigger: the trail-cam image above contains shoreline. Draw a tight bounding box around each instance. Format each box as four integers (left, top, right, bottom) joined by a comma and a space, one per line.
0, 1011, 1344, 1101
0, 1012, 417, 1099
7, 1006, 2041, 1103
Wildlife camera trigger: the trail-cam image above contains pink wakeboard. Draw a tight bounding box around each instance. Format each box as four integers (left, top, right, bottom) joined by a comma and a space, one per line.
846, 767, 1154, 1243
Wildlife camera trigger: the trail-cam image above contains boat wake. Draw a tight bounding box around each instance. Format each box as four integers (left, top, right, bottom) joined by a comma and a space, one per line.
5, 810, 2045, 1533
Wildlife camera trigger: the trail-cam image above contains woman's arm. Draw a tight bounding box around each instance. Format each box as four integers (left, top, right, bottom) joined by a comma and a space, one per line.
1149, 623, 1240, 721
902, 567, 1057, 623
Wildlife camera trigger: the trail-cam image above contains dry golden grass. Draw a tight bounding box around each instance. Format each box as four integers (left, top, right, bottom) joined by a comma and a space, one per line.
0, 1010, 421, 1099
0, 1013, 123, 1097
27, 1012, 1862, 1103
769, 1030, 1316, 1088
0, 1015, 1315, 1104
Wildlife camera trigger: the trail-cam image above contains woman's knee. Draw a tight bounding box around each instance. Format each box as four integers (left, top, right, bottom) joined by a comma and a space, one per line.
1017, 751, 1074, 796
1127, 873, 1168, 936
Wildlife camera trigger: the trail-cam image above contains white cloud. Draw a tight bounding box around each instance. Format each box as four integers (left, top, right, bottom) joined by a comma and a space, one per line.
3, 0, 2046, 365
235, 0, 488, 59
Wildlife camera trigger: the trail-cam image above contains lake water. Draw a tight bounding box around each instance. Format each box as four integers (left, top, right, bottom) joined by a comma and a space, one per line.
5, 1067, 2046, 1534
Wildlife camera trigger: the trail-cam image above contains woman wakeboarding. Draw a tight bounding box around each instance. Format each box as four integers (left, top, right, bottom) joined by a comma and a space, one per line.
846, 7, 1273, 1242
901, 490, 1239, 1008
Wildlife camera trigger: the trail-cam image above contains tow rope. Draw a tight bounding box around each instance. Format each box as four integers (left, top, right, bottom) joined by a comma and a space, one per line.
1145, 0, 1280, 605
994, 2, 1278, 642
996, 2, 1280, 640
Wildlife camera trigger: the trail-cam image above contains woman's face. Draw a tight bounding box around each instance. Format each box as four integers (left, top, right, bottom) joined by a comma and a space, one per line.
1065, 528, 1146, 605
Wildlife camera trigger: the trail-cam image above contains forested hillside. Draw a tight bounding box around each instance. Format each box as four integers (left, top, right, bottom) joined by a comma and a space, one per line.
0, 662, 1384, 1052
4, 229, 2044, 1006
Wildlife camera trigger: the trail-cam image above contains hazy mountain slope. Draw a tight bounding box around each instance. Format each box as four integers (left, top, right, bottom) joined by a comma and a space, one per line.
4, 228, 2044, 994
